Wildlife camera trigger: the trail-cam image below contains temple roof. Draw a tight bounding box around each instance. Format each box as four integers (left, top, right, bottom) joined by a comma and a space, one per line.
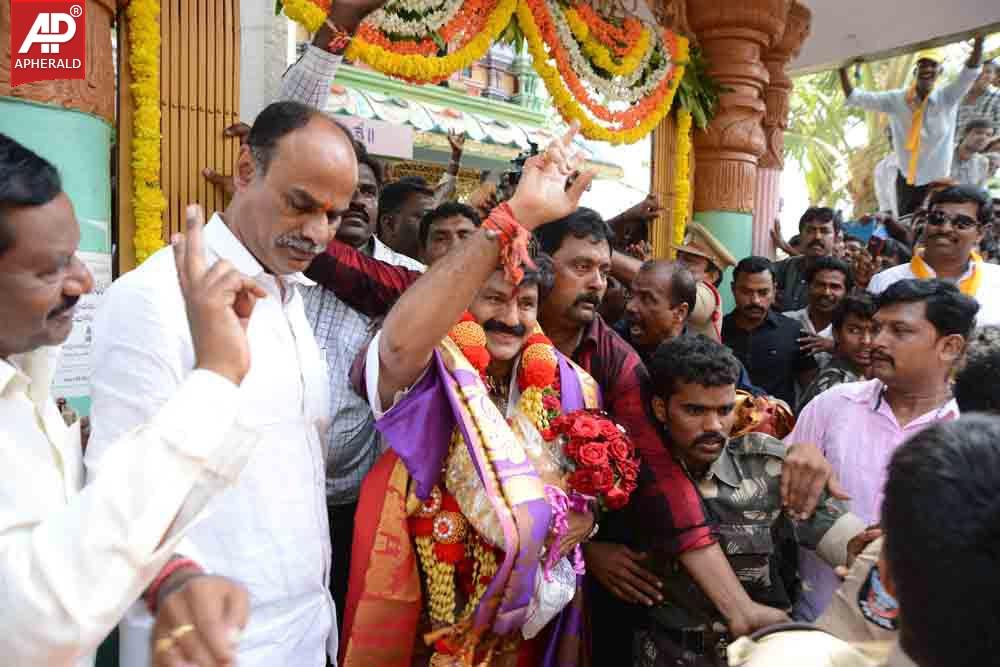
324, 74, 624, 180
791, 1, 1000, 74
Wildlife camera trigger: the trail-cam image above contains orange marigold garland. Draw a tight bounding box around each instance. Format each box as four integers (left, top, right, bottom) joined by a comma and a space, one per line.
282, 0, 686, 143
449, 312, 491, 380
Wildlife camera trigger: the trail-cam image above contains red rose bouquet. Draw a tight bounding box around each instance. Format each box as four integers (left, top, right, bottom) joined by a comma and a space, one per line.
545, 409, 640, 511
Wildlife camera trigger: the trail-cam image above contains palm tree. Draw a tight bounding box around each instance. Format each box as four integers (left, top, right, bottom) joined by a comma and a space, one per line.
785, 54, 915, 217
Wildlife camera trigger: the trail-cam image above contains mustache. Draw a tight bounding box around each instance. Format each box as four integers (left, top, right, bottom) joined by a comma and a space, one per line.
276, 234, 325, 255
343, 203, 369, 223
694, 432, 727, 448
483, 319, 527, 337
871, 351, 894, 366
48, 295, 79, 319
742, 305, 767, 315
574, 293, 601, 307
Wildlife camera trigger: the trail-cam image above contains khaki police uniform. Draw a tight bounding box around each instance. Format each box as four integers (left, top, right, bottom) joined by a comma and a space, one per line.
674, 223, 736, 342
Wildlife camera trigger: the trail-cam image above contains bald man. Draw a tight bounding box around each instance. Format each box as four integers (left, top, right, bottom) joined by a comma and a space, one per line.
623, 260, 762, 394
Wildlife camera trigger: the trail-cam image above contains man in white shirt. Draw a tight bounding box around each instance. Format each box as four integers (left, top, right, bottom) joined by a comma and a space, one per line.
0, 134, 262, 666
874, 137, 900, 218
839, 37, 984, 216
951, 117, 995, 187
869, 185, 1000, 327
87, 101, 357, 667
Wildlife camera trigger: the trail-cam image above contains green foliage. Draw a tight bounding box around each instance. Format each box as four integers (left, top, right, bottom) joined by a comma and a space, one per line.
673, 47, 722, 129
497, 17, 526, 53
275, 0, 284, 17
785, 54, 914, 215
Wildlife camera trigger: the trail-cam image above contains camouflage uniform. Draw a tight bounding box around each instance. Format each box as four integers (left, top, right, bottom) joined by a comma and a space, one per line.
796, 358, 863, 414
633, 433, 865, 667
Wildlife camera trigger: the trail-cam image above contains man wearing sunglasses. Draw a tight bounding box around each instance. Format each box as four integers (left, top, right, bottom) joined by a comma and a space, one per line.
868, 185, 1000, 327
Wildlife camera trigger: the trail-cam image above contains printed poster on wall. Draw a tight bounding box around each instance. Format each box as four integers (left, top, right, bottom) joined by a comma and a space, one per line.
51, 250, 112, 399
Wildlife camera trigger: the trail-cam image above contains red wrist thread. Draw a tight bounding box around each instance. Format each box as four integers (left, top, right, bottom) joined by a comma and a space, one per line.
325, 19, 352, 54
484, 202, 534, 285
144, 558, 203, 615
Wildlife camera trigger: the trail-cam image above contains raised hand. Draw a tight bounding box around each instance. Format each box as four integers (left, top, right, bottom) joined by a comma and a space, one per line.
173, 205, 266, 385
507, 121, 595, 231
610, 194, 662, 236
202, 123, 250, 194
447, 129, 466, 158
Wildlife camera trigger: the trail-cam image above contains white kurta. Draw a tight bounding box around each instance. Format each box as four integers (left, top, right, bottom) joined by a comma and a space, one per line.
86, 215, 335, 666
868, 259, 1000, 328
0, 344, 252, 667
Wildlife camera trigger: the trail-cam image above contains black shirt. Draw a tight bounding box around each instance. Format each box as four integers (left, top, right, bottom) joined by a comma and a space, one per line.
772, 256, 810, 312
721, 310, 817, 406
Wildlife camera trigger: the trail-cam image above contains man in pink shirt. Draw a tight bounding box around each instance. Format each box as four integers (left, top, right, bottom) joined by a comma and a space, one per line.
785, 278, 978, 620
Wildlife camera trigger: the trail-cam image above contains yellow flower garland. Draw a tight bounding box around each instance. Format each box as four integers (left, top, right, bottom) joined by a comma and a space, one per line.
344, 0, 518, 82
284, 0, 684, 144
517, 0, 687, 144
563, 7, 648, 78
673, 108, 692, 247
128, 0, 167, 264
281, 0, 328, 34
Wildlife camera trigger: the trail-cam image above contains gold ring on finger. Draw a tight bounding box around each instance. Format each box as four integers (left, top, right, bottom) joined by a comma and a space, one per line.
170, 624, 196, 640
154, 636, 175, 654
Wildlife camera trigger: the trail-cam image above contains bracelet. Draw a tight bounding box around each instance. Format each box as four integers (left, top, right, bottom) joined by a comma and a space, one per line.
144, 557, 204, 615
324, 19, 353, 55
483, 202, 534, 285
586, 521, 600, 542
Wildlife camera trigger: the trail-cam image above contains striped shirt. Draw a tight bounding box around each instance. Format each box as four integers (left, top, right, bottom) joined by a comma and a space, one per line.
303, 237, 424, 505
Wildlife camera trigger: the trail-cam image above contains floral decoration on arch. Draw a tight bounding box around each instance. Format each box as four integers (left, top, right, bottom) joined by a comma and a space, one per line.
279, 0, 688, 144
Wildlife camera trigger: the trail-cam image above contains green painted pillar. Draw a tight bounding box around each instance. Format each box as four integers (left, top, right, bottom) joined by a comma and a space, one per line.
0, 97, 113, 417
693, 210, 753, 314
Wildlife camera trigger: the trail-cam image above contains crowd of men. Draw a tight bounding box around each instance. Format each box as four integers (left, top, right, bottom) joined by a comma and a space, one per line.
1, 1, 999, 664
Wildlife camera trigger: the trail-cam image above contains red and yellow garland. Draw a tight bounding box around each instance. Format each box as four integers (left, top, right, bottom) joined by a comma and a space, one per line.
282, 0, 688, 144
409, 314, 559, 661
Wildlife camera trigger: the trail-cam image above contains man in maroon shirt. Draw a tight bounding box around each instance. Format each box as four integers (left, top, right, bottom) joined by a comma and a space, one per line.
305, 205, 838, 657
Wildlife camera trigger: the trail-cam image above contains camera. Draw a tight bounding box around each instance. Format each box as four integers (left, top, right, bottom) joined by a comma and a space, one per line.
497, 142, 539, 202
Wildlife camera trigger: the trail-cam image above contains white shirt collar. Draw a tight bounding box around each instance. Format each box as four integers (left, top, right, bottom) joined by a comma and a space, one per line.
204, 213, 316, 288
1, 346, 59, 404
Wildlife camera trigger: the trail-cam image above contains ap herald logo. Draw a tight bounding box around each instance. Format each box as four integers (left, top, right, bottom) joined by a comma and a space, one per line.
10, 1, 86, 87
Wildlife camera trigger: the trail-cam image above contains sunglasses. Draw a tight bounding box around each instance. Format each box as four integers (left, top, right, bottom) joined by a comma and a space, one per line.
926, 211, 980, 231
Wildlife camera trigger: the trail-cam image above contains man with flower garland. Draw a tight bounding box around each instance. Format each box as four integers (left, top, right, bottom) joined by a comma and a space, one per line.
338, 126, 605, 665
265, 7, 835, 650
634, 335, 867, 666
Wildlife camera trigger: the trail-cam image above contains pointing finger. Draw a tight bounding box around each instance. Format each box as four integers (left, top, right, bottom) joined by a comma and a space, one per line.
172, 233, 189, 293
561, 119, 581, 149
184, 205, 208, 282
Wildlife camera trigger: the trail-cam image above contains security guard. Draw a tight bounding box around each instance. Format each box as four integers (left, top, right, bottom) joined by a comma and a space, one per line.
674, 223, 737, 342
633, 335, 866, 666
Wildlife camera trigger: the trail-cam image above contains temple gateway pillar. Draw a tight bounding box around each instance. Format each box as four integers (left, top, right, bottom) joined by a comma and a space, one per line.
685, 0, 790, 307
754, 1, 811, 256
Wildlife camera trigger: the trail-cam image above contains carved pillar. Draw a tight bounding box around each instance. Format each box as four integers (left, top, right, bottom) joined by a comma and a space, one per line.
754, 1, 811, 255
650, 113, 678, 259
684, 0, 790, 308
